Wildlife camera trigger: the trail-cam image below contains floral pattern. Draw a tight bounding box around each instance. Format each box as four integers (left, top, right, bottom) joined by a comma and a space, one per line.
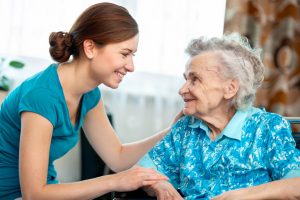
147, 107, 300, 199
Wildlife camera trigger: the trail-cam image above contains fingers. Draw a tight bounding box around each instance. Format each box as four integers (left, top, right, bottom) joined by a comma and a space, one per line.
140, 174, 169, 187
144, 180, 183, 200
114, 167, 169, 191
157, 190, 182, 200
144, 174, 169, 181
136, 167, 169, 182
166, 187, 183, 200
142, 180, 161, 186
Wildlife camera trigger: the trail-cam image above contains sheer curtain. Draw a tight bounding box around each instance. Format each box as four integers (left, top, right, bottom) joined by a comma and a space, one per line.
0, 0, 226, 182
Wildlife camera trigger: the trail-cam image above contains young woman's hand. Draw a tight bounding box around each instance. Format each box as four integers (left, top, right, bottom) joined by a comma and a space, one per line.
170, 110, 184, 126
143, 180, 183, 200
110, 166, 169, 192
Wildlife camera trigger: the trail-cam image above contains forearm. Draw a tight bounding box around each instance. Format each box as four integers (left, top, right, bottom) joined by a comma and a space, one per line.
22, 175, 118, 200
237, 178, 300, 200
115, 127, 171, 172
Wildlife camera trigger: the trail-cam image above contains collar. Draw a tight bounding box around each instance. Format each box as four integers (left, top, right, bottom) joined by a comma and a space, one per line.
188, 107, 262, 141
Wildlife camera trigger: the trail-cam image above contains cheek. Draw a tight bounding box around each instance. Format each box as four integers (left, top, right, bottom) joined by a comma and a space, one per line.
189, 87, 204, 100
99, 53, 122, 69
103, 56, 118, 68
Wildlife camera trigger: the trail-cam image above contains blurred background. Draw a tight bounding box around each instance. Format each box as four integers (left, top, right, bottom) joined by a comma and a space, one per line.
0, 0, 299, 187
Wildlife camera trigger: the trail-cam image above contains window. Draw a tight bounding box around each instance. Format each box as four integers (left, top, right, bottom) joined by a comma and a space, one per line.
0, 0, 226, 76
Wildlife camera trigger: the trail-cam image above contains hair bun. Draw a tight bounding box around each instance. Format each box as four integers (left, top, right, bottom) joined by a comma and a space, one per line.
49, 31, 73, 63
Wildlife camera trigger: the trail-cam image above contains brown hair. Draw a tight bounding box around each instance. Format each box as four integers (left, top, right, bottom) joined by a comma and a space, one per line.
49, 2, 138, 63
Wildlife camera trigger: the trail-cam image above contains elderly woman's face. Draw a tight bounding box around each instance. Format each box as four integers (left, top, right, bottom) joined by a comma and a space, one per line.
179, 51, 232, 117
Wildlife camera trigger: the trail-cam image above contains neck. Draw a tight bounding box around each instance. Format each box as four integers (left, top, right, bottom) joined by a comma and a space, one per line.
198, 106, 236, 140
57, 59, 99, 99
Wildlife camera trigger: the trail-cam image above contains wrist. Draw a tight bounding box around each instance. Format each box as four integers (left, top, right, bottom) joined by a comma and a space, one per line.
104, 174, 118, 192
234, 187, 252, 200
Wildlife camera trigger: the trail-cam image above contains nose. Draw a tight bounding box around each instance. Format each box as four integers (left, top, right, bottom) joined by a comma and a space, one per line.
125, 57, 134, 72
178, 81, 189, 96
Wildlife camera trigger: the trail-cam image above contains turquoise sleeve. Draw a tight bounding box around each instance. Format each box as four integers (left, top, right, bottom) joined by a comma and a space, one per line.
19, 88, 58, 127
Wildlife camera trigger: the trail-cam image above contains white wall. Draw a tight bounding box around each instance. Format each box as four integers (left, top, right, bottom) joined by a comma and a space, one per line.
0, 0, 226, 76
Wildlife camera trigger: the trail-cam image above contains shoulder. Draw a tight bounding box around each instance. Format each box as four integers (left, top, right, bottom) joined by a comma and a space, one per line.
250, 109, 289, 130
167, 115, 195, 142
19, 87, 61, 126
83, 87, 101, 111
19, 86, 60, 105
243, 107, 288, 128
22, 63, 58, 85
172, 115, 192, 133
244, 108, 291, 140
85, 87, 101, 100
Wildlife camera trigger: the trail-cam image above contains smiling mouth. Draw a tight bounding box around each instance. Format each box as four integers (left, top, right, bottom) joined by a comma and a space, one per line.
183, 99, 195, 102
115, 71, 125, 79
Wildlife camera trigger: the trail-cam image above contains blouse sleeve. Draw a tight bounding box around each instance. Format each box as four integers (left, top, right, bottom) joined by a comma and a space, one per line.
84, 87, 101, 112
266, 114, 300, 180
19, 88, 59, 127
146, 118, 187, 188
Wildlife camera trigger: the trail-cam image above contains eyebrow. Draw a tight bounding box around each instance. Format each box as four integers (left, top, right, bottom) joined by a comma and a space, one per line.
183, 71, 202, 79
122, 48, 137, 53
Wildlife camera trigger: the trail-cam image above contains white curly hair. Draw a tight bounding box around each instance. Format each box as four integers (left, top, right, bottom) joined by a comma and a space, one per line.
185, 32, 264, 110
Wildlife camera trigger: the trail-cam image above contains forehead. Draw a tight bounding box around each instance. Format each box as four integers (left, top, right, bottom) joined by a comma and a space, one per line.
185, 51, 221, 76
118, 34, 139, 49
104, 34, 139, 52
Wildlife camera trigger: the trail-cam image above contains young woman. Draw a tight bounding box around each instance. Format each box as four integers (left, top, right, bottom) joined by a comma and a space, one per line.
0, 3, 179, 199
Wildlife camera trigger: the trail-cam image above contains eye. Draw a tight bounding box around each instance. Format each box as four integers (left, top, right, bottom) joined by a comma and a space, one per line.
122, 52, 135, 58
191, 76, 198, 84
122, 53, 129, 58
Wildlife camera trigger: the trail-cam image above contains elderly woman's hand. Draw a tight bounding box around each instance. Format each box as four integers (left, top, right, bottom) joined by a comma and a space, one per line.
211, 188, 246, 200
143, 180, 183, 200
111, 166, 169, 192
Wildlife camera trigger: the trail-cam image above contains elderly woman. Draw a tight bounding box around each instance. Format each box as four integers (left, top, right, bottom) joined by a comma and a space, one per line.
139, 33, 300, 200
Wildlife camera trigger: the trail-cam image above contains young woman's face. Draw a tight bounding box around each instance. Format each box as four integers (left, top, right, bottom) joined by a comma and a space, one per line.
179, 51, 229, 118
90, 34, 139, 88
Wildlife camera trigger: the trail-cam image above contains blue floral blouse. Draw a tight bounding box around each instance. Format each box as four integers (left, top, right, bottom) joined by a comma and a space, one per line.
139, 107, 300, 199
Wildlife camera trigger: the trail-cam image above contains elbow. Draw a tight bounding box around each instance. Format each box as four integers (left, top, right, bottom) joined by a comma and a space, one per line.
22, 192, 40, 200
21, 187, 45, 200
108, 163, 121, 173
107, 158, 135, 173
108, 163, 131, 173
107, 146, 135, 172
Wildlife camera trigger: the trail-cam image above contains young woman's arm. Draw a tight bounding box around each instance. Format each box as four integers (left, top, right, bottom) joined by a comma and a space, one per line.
82, 99, 181, 172
19, 112, 168, 200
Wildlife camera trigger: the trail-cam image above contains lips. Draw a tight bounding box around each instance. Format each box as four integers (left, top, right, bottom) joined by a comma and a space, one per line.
183, 98, 196, 102
115, 71, 125, 78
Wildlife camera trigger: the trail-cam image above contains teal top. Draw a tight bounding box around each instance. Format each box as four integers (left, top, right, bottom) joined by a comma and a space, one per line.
139, 107, 300, 199
0, 64, 101, 199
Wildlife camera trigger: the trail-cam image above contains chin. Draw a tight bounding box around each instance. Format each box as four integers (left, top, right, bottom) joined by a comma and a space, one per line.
183, 108, 195, 116
111, 85, 119, 89
104, 82, 119, 89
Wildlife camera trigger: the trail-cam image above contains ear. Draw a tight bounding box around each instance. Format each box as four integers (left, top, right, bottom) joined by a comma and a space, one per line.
224, 79, 239, 100
83, 39, 96, 59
